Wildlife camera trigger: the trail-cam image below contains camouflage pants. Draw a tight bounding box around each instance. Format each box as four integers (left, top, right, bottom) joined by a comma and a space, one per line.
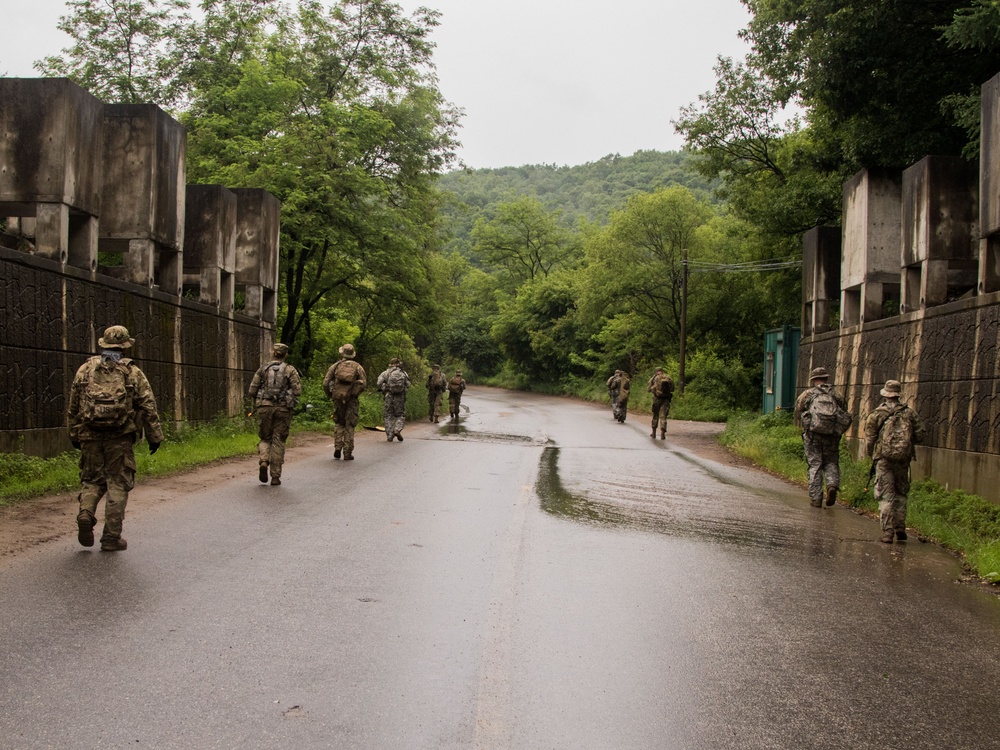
875, 459, 911, 534
256, 406, 291, 478
428, 390, 444, 421
803, 431, 841, 500
383, 392, 407, 437
651, 396, 671, 433
333, 397, 359, 455
449, 393, 462, 418
77, 434, 136, 541
613, 398, 628, 422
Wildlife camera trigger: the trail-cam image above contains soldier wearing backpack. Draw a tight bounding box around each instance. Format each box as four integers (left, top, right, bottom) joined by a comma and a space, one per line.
248, 343, 301, 486
377, 358, 411, 442
447, 370, 466, 421
426, 364, 447, 423
647, 367, 674, 439
863, 380, 926, 544
67, 325, 164, 551
794, 366, 852, 508
322, 344, 367, 460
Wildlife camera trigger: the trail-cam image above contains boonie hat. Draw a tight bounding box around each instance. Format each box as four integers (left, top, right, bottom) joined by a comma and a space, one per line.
809, 366, 829, 381
273, 343, 290, 356
339, 344, 356, 359
389, 357, 401, 366
99, 325, 134, 350
880, 380, 902, 398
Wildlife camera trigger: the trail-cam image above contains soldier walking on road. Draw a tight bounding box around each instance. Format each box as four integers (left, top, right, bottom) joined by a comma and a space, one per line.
647, 367, 674, 439
427, 364, 447, 423
323, 344, 367, 460
377, 358, 411, 441
607, 370, 631, 423
68, 325, 164, 551
247, 342, 301, 486
864, 380, 926, 544
447, 370, 466, 421
794, 366, 852, 508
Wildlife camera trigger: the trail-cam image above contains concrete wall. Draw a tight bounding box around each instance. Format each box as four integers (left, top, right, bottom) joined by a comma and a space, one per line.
0, 78, 280, 457
798, 71, 1000, 505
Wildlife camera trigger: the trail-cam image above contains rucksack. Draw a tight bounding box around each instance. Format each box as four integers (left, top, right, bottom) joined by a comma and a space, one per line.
878, 406, 914, 461
386, 367, 407, 395
330, 360, 361, 402
653, 375, 674, 400
448, 376, 464, 395
806, 387, 851, 436
429, 372, 446, 390
261, 362, 290, 402
81, 360, 132, 430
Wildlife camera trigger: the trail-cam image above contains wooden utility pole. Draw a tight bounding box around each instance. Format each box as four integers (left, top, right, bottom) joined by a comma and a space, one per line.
678, 249, 688, 395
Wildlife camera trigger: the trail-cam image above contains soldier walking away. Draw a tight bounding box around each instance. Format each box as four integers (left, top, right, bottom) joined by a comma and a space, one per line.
377, 358, 411, 441
68, 325, 164, 551
247, 342, 301, 486
447, 370, 466, 421
323, 344, 367, 460
606, 370, 622, 419
608, 370, 631, 423
794, 366, 852, 508
864, 380, 926, 544
647, 367, 674, 438
427, 364, 447, 423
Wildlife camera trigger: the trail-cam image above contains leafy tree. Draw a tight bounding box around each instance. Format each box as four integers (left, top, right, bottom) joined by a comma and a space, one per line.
471, 196, 580, 290
580, 186, 714, 352
742, 0, 1000, 167
36, 0, 192, 104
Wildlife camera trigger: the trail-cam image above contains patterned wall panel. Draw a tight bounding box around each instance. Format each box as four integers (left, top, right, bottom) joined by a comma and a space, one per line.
0, 249, 272, 454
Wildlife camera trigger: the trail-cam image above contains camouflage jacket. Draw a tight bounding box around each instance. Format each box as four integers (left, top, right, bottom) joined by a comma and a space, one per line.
68, 355, 164, 443
427, 372, 447, 393
248, 359, 302, 409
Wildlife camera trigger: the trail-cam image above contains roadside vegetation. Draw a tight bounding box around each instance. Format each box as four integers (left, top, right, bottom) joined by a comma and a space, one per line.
722, 411, 1000, 584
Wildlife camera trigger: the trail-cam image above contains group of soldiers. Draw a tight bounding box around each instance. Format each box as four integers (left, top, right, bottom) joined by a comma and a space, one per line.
66, 329, 470, 551
794, 366, 926, 544
606, 366, 674, 438
65, 326, 925, 553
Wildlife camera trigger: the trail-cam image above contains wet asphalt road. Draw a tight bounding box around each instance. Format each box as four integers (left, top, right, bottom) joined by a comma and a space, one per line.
2, 387, 1000, 749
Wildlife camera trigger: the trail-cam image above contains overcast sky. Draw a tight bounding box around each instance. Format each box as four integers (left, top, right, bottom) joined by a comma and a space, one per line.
1, 0, 751, 169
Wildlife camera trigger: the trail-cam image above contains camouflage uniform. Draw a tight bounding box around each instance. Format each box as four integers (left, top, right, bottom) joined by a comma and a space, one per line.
448, 372, 466, 421
864, 385, 926, 542
610, 372, 630, 423
68, 325, 164, 551
427, 367, 446, 423
247, 345, 301, 485
647, 370, 674, 438
794, 377, 849, 507
377, 361, 411, 441
323, 345, 367, 459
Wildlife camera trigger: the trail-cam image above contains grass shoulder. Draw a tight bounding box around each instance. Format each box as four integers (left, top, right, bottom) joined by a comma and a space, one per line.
721, 410, 1000, 585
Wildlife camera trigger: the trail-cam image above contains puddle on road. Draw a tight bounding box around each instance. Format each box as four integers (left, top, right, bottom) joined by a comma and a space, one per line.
435, 422, 542, 445
535, 446, 839, 555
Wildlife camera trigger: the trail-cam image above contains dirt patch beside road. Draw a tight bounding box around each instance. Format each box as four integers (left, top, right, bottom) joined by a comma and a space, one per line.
0, 432, 337, 562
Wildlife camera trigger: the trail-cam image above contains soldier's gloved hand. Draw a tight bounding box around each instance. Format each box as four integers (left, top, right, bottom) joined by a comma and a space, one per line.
149, 442, 161, 455
71, 440, 81, 450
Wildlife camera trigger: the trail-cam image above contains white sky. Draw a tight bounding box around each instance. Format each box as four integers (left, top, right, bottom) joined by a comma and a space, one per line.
1, 0, 752, 169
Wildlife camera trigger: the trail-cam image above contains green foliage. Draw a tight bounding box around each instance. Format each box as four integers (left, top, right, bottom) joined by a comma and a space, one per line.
36, 0, 193, 105
0, 417, 258, 504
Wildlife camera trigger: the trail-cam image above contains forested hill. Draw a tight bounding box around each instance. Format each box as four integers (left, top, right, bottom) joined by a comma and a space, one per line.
437, 150, 715, 249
